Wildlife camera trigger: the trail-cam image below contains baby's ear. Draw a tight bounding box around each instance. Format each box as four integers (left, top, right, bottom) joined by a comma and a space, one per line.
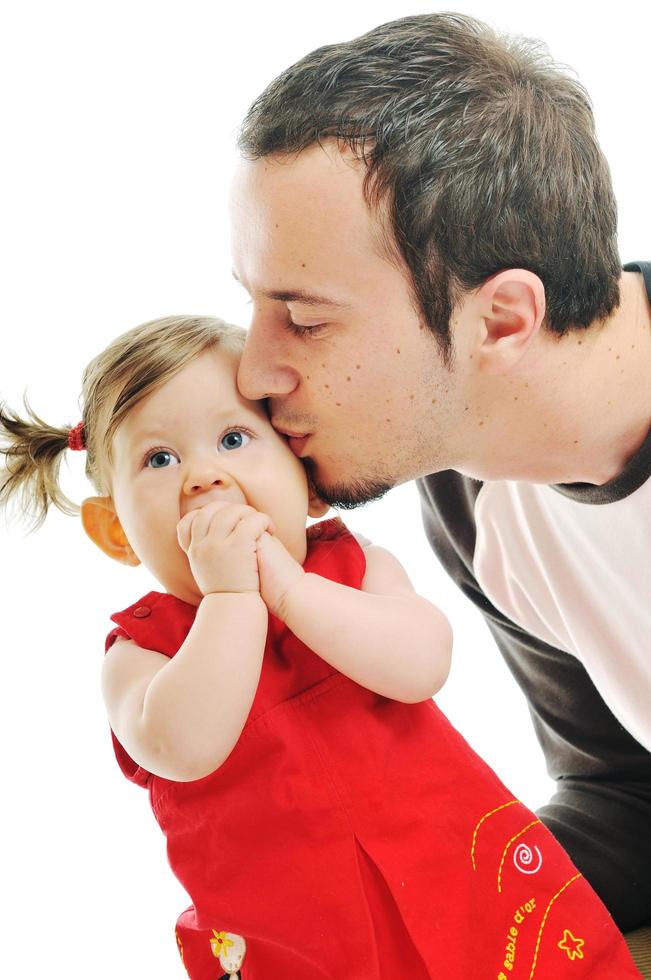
81, 497, 140, 567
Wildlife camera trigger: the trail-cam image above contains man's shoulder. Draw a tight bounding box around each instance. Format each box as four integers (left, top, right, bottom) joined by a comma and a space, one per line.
416, 462, 651, 591
417, 469, 483, 517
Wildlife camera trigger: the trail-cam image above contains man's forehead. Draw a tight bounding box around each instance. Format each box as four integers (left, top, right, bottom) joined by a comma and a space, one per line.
231, 147, 396, 285
231, 145, 372, 231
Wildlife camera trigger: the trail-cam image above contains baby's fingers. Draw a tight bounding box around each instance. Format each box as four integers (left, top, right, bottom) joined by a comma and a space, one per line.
185, 501, 246, 544
199, 502, 264, 542
176, 510, 198, 553
232, 510, 274, 542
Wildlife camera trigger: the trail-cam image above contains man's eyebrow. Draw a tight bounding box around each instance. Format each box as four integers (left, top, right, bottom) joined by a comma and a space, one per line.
231, 271, 350, 309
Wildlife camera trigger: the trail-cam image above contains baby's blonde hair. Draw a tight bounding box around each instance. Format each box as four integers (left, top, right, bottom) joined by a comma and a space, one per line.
0, 315, 246, 528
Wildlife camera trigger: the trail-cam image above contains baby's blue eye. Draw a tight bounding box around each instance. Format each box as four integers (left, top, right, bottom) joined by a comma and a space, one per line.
219, 430, 251, 451
147, 450, 179, 468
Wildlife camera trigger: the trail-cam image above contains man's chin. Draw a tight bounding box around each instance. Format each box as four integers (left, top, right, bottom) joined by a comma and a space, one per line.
304, 458, 394, 510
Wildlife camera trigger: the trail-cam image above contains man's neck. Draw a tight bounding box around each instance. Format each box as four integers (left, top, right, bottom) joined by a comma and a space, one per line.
465, 271, 651, 486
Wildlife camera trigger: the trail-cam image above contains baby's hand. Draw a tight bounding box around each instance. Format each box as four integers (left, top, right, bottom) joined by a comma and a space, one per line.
256, 532, 305, 620
177, 501, 273, 596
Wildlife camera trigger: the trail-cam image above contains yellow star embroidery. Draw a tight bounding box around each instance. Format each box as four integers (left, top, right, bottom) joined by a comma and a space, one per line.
558, 929, 585, 960
210, 930, 234, 958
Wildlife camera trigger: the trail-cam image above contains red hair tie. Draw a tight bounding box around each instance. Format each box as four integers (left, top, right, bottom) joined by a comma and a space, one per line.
68, 421, 86, 452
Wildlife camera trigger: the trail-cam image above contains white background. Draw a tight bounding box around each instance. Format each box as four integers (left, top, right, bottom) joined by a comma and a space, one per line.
0, 1, 648, 976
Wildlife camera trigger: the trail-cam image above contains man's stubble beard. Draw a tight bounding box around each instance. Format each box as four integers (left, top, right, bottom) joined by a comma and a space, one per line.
303, 457, 394, 510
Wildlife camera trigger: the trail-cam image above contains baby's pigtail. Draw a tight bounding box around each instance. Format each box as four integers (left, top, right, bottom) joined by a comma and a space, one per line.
0, 398, 80, 529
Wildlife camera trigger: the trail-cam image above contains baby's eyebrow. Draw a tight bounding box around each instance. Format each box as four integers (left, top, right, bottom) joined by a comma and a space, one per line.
231, 271, 350, 309
123, 407, 258, 449
127, 429, 170, 445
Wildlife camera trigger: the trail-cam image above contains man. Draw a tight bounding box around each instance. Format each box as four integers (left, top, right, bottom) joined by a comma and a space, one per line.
229, 11, 651, 966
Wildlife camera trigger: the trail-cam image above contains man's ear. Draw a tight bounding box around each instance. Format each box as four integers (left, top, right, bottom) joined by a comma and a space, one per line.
476, 270, 546, 374
81, 496, 140, 566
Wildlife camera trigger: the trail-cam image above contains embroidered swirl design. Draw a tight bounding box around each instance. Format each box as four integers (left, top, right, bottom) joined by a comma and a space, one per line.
513, 842, 543, 875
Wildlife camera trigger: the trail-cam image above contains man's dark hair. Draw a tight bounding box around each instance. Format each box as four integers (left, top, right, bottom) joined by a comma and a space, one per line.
238, 12, 621, 363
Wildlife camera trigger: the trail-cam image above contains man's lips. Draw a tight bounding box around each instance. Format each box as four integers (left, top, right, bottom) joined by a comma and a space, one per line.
274, 424, 312, 457
288, 434, 310, 457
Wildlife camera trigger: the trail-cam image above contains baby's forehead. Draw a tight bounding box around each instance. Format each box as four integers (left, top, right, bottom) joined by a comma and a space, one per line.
142, 347, 244, 403
116, 352, 267, 434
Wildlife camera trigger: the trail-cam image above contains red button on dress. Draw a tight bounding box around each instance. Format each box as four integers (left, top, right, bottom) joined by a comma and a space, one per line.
132, 606, 151, 619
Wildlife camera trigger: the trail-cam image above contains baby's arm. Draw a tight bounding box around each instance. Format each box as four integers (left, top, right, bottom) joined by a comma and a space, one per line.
101, 503, 270, 783
257, 532, 452, 703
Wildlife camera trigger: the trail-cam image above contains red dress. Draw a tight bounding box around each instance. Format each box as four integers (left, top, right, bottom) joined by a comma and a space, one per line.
106, 518, 640, 979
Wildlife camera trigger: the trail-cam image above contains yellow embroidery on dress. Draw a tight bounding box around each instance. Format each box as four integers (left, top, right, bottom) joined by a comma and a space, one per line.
175, 929, 185, 963
470, 799, 519, 870
528, 873, 583, 979
558, 929, 585, 961
175, 929, 191, 978
210, 930, 234, 957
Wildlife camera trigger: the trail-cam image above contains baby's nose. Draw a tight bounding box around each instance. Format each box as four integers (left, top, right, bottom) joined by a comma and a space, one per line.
187, 475, 223, 493
183, 463, 232, 496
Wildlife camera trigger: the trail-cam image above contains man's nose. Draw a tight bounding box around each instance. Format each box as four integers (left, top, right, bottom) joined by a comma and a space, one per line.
237, 318, 299, 401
